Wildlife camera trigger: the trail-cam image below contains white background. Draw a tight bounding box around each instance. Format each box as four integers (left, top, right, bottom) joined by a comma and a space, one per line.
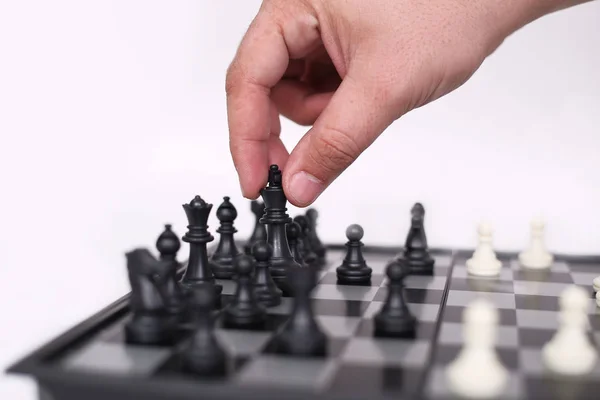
0, 1, 599, 398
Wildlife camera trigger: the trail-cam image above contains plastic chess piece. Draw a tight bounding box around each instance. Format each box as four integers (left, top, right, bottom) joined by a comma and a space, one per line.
252, 241, 282, 307
267, 265, 327, 357
209, 196, 241, 279
244, 200, 267, 255
400, 203, 435, 275
124, 248, 178, 345
373, 258, 416, 337
542, 285, 597, 375
518, 217, 553, 269
466, 222, 502, 277
286, 221, 306, 266
336, 224, 372, 285
306, 208, 326, 262
293, 215, 318, 266
222, 254, 266, 329
259, 165, 301, 295
155, 224, 185, 315
181, 283, 229, 376
445, 298, 508, 399
596, 290, 600, 308
180, 196, 223, 298
595, 276, 600, 293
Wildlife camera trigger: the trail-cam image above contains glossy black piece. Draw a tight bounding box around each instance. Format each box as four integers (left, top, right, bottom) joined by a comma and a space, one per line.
306, 208, 326, 261
251, 241, 282, 308
259, 165, 301, 295
209, 196, 241, 279
124, 248, 178, 345
180, 196, 222, 297
266, 265, 327, 357
286, 221, 305, 266
374, 258, 416, 337
399, 202, 435, 275
336, 224, 372, 285
180, 283, 228, 376
222, 254, 266, 329
293, 215, 318, 267
244, 200, 267, 255
155, 224, 185, 314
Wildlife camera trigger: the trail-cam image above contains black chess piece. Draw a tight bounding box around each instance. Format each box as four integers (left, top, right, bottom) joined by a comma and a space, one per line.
222, 254, 266, 329
209, 196, 241, 279
293, 215, 318, 267
259, 165, 301, 295
306, 208, 326, 262
124, 248, 178, 345
179, 196, 223, 299
252, 241, 282, 308
266, 265, 327, 357
399, 202, 435, 275
180, 283, 229, 377
286, 221, 306, 266
155, 224, 185, 314
374, 258, 416, 337
244, 200, 267, 255
336, 224, 372, 285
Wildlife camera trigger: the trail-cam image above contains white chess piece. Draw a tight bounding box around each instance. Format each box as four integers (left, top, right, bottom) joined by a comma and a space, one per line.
593, 276, 600, 293
446, 298, 508, 398
542, 285, 597, 375
518, 217, 553, 269
466, 222, 502, 277
596, 290, 600, 308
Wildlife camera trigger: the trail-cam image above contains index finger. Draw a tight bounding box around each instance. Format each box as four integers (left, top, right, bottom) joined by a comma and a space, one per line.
226, 11, 290, 199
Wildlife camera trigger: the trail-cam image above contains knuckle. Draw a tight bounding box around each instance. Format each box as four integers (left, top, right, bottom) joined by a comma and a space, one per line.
309, 126, 361, 175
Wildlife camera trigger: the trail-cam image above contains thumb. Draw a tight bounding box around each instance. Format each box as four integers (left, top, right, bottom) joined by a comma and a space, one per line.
282, 68, 409, 207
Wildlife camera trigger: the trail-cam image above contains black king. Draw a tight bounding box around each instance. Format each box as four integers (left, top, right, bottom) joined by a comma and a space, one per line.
259, 165, 301, 296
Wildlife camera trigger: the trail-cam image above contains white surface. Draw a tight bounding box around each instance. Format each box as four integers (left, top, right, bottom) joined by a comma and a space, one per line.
0, 1, 599, 399
518, 217, 553, 269
542, 285, 597, 375
445, 298, 508, 398
466, 222, 503, 276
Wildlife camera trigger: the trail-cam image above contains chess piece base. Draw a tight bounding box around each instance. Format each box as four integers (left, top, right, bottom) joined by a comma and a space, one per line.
445, 349, 508, 399
373, 312, 417, 338
542, 331, 597, 376
518, 251, 553, 270
336, 264, 372, 285
255, 286, 282, 308
125, 314, 176, 345
466, 258, 501, 277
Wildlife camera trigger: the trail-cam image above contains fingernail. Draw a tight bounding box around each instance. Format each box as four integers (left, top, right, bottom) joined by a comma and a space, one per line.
288, 171, 324, 206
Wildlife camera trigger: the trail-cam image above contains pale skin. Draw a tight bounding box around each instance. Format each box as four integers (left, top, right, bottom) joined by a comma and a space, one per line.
226, 0, 594, 207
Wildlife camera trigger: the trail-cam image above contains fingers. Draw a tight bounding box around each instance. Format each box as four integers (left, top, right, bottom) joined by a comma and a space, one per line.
282, 66, 407, 207
271, 79, 334, 126
226, 5, 321, 199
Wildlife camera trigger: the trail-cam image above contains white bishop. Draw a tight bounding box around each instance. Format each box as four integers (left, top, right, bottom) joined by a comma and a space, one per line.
519, 217, 553, 269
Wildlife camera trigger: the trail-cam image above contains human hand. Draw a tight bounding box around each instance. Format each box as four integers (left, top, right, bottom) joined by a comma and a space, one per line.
226, 0, 584, 207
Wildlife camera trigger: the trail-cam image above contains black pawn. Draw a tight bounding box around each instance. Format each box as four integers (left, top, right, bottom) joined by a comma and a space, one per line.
400, 202, 435, 275
209, 196, 241, 279
252, 241, 282, 308
336, 224, 372, 285
180, 196, 223, 298
374, 258, 416, 337
286, 221, 305, 266
293, 215, 318, 267
124, 248, 177, 345
181, 283, 228, 377
306, 208, 326, 261
266, 265, 327, 357
244, 200, 267, 254
156, 224, 185, 314
222, 254, 266, 328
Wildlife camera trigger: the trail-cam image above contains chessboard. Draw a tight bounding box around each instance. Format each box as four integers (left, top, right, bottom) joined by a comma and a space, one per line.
7, 165, 600, 400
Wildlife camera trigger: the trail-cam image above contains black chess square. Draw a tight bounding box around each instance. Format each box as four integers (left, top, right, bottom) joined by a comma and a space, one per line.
515, 294, 560, 312
312, 298, 371, 317
513, 270, 574, 284
354, 318, 436, 340
449, 277, 515, 294
433, 345, 520, 370
442, 305, 517, 325
327, 364, 423, 396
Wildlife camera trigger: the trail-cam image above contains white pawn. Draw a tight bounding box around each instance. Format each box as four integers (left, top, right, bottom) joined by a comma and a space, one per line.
518, 217, 553, 269
466, 222, 502, 277
543, 285, 597, 375
593, 276, 600, 293
596, 290, 600, 308
446, 298, 508, 399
